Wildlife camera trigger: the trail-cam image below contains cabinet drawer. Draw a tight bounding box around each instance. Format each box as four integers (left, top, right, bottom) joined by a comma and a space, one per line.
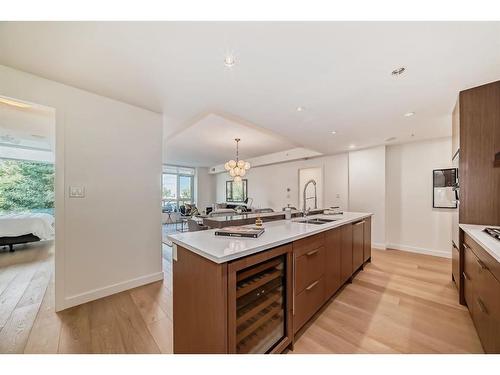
475, 264, 500, 353
293, 233, 325, 258
293, 276, 325, 333
295, 246, 325, 295
464, 233, 500, 282
463, 242, 478, 308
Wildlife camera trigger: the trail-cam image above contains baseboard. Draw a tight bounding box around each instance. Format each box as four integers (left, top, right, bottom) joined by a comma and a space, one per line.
58, 271, 164, 311
385, 243, 451, 259
372, 242, 387, 250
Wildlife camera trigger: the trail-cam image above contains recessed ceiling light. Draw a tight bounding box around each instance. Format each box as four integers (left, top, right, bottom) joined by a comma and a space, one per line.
296, 106, 304, 112
391, 66, 406, 76
331, 131, 337, 135
224, 55, 236, 67
349, 144, 356, 149
404, 112, 415, 117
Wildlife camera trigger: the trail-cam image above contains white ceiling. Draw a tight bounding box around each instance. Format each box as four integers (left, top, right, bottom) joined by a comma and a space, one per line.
1, 22, 500, 165
165, 112, 297, 166
0, 100, 55, 151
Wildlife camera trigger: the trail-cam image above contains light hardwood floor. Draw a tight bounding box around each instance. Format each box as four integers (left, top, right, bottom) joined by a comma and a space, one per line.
291, 249, 483, 354
0, 244, 483, 354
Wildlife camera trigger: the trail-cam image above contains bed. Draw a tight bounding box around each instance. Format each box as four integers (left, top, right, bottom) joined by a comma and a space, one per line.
0, 213, 55, 252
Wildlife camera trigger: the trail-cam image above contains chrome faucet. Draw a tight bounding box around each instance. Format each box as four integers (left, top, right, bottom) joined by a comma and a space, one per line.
302, 179, 317, 214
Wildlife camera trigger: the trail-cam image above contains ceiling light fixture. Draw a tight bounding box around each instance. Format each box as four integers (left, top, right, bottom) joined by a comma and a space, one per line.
224, 138, 251, 182
385, 137, 397, 142
404, 111, 415, 117
349, 144, 356, 149
296, 106, 304, 112
224, 55, 236, 67
391, 66, 406, 76
331, 131, 337, 135
0, 97, 31, 109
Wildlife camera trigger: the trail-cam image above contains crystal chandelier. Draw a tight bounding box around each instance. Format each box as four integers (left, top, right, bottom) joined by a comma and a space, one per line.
224, 138, 251, 182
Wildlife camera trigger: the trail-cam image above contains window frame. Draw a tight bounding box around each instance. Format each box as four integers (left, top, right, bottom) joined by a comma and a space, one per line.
226, 179, 248, 203
162, 165, 195, 211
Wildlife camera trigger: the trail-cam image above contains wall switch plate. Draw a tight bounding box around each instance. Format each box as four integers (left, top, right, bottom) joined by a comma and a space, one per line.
69, 186, 85, 198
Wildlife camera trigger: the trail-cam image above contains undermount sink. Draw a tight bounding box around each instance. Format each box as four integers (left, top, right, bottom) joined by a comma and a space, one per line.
294, 218, 338, 225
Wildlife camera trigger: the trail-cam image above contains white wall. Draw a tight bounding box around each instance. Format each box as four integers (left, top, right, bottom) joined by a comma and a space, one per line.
216, 153, 349, 211
348, 146, 386, 248
0, 64, 163, 310
386, 138, 453, 257
195, 167, 216, 213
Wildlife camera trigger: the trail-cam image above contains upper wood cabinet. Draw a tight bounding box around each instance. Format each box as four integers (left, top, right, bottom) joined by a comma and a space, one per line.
452, 97, 460, 161
459, 80, 500, 226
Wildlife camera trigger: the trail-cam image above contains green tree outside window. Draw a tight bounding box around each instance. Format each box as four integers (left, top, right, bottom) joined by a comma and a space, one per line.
0, 159, 55, 213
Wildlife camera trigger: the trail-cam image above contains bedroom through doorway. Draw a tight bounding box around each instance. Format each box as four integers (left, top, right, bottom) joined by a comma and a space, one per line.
0, 95, 56, 353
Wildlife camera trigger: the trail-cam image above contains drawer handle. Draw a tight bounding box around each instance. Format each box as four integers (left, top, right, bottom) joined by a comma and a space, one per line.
463, 271, 469, 281
463, 242, 470, 250
477, 298, 488, 315
354, 221, 365, 225
305, 280, 319, 291
306, 249, 319, 256
476, 258, 487, 270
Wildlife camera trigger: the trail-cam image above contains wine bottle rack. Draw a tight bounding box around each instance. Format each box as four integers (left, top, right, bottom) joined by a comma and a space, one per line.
233, 255, 286, 353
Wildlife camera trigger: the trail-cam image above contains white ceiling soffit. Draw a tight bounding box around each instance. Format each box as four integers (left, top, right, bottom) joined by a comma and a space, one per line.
0, 99, 55, 151
210, 147, 324, 174
2, 22, 500, 155
165, 112, 300, 167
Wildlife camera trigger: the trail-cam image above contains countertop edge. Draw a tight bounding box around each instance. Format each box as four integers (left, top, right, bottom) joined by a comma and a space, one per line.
169, 212, 373, 264
459, 224, 500, 263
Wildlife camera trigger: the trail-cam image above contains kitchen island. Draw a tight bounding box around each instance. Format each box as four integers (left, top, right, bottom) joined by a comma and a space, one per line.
168, 211, 373, 354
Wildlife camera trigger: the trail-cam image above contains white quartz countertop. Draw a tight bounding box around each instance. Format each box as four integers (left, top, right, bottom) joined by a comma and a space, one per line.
168, 212, 372, 264
459, 224, 500, 263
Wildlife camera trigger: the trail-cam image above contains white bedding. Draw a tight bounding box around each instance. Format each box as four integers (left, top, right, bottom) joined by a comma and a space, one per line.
0, 213, 55, 240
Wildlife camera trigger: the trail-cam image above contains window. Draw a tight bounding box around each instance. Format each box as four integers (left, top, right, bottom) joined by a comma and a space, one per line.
226, 179, 248, 202
0, 158, 55, 214
162, 165, 195, 212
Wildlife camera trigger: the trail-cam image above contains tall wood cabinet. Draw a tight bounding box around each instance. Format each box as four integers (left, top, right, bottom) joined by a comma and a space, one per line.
457, 80, 500, 226
453, 79, 500, 353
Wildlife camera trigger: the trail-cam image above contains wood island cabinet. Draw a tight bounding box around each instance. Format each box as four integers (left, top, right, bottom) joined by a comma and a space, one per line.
325, 227, 341, 299
173, 216, 372, 353
363, 217, 372, 263
340, 224, 353, 285
352, 220, 364, 272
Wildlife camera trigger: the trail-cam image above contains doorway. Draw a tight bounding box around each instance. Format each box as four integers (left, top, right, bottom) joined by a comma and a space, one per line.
0, 95, 56, 353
